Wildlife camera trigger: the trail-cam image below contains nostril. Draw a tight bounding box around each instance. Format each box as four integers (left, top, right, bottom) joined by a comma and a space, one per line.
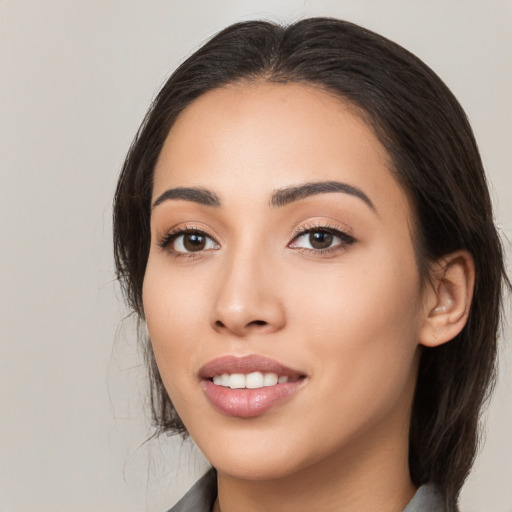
212, 317, 273, 334
215, 319, 266, 329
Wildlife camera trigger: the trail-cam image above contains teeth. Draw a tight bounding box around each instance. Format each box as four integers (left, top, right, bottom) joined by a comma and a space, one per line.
263, 373, 278, 386
229, 373, 246, 389
211, 372, 293, 389
246, 371, 264, 389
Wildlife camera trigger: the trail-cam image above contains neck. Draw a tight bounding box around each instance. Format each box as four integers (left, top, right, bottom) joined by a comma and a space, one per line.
213, 414, 416, 512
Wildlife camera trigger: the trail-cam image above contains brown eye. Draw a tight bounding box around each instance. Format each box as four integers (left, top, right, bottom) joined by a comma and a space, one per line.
289, 227, 355, 252
182, 233, 207, 252
161, 230, 219, 254
309, 231, 333, 249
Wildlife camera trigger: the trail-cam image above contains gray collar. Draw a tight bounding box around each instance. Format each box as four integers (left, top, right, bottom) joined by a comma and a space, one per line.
168, 469, 445, 512
403, 483, 445, 511
168, 470, 217, 512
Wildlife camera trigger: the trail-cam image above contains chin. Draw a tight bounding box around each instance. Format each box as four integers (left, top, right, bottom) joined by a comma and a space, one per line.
210, 452, 309, 481
191, 423, 326, 482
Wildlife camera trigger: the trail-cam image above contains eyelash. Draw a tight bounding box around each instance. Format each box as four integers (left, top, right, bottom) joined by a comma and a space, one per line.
289, 223, 356, 254
157, 223, 355, 259
157, 226, 218, 259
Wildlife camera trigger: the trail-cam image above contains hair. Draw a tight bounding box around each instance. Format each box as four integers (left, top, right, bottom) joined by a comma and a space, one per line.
113, 17, 508, 510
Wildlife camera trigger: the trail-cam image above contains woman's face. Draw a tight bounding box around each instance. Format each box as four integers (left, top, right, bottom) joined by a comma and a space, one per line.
143, 83, 429, 481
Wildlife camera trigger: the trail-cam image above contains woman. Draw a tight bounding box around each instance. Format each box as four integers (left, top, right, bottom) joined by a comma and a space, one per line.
113, 18, 508, 512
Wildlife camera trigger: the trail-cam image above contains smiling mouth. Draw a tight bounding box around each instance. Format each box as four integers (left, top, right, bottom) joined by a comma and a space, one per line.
211, 372, 300, 389
199, 355, 307, 418
199, 354, 306, 383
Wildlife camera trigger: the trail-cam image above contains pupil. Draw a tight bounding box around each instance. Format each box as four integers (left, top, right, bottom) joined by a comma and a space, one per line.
309, 231, 333, 249
184, 233, 206, 252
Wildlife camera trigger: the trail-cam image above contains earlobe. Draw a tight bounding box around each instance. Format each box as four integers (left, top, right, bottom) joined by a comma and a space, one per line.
419, 250, 475, 348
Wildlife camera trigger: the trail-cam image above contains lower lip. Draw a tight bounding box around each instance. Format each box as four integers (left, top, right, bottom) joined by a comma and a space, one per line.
202, 379, 305, 418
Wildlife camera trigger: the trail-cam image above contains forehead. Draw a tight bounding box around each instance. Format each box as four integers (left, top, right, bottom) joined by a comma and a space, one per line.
153, 82, 408, 220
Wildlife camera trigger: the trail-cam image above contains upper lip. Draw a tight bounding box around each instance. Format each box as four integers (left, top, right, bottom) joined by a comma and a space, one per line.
198, 354, 306, 379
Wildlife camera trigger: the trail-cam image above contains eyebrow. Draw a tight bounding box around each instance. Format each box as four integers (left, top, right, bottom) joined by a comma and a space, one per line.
151, 180, 375, 212
152, 187, 221, 209
270, 181, 376, 211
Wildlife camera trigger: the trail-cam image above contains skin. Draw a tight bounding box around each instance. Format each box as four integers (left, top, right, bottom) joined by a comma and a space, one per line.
143, 82, 472, 512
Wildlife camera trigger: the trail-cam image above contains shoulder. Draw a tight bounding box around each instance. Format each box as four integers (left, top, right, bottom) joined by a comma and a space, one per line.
167, 472, 445, 512
166, 469, 217, 512
403, 483, 446, 512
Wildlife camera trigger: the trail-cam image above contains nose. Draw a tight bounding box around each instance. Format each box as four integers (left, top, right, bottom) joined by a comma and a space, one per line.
210, 249, 286, 337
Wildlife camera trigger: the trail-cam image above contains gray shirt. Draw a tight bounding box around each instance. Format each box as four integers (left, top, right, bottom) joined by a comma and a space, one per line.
168, 469, 445, 512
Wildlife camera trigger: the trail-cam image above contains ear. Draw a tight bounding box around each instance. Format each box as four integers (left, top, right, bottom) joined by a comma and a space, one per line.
419, 250, 475, 348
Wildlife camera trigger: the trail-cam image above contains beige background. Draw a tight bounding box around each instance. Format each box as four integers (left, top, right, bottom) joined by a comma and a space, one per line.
1, 1, 510, 511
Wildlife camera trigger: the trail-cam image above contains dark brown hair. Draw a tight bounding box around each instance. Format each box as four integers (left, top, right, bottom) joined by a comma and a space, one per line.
113, 18, 508, 510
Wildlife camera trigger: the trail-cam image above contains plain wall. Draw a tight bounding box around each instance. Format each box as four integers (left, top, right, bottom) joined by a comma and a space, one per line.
1, 1, 510, 511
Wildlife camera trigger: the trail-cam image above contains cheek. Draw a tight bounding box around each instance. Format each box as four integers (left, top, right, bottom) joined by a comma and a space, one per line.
142, 260, 207, 393
294, 248, 421, 328
291, 247, 423, 411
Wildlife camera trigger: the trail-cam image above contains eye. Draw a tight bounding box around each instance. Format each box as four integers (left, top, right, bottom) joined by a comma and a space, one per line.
289, 227, 354, 252
158, 229, 219, 254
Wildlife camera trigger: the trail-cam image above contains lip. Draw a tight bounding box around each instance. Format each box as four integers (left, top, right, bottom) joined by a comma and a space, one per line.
199, 354, 305, 379
199, 355, 307, 418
